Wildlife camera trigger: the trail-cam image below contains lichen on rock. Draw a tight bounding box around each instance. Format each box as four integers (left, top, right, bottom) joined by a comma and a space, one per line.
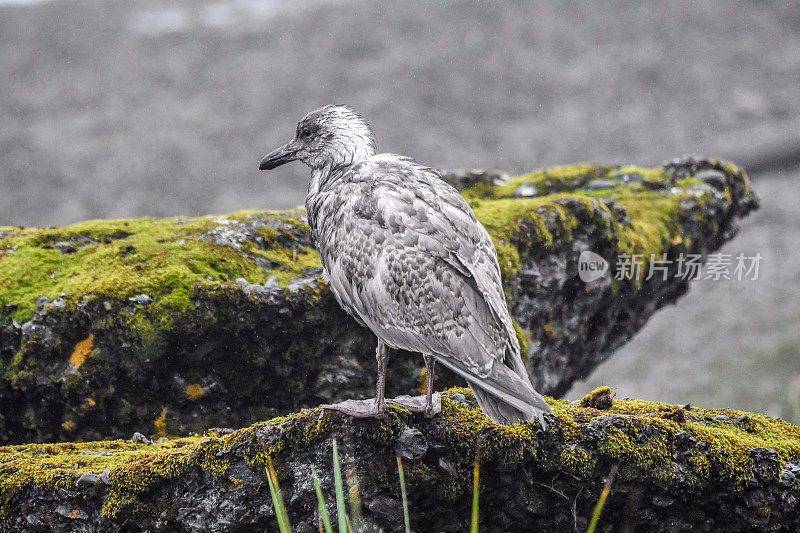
0, 158, 758, 443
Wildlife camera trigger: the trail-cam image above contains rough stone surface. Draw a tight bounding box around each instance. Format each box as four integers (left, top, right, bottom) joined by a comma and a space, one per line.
0, 159, 758, 444
512, 182, 539, 198
585, 178, 618, 190
2, 389, 799, 532
395, 427, 427, 461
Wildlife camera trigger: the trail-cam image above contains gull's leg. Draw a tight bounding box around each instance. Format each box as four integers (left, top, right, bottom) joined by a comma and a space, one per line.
423, 353, 436, 417
373, 338, 389, 412
321, 338, 388, 418
387, 353, 441, 416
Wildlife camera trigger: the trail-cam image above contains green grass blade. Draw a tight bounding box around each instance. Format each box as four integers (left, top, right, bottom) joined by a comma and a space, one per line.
266, 457, 291, 533
396, 456, 411, 533
312, 466, 334, 533
266, 474, 289, 533
345, 513, 355, 533
471, 456, 479, 533
332, 439, 347, 533
587, 464, 618, 533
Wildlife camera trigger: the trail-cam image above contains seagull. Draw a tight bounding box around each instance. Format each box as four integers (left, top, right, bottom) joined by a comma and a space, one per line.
259, 105, 552, 426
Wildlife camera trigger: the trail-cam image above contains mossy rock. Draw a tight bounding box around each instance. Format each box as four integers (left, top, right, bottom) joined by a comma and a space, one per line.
1, 389, 798, 532
0, 157, 758, 443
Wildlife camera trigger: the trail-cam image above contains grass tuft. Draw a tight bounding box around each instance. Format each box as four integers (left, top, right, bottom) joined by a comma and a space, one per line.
397, 456, 411, 533
333, 439, 348, 533
471, 455, 480, 533
266, 457, 291, 533
586, 463, 618, 533
312, 466, 334, 533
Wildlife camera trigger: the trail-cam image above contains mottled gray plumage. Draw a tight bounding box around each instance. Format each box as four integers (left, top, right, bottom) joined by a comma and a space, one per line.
260, 105, 552, 426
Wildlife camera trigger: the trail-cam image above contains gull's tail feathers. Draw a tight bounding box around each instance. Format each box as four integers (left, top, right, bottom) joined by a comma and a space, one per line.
436, 354, 552, 428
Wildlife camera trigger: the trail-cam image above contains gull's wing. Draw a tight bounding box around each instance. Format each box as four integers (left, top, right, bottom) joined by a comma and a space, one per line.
348, 155, 522, 371
327, 155, 528, 374
326, 155, 550, 425
319, 155, 552, 424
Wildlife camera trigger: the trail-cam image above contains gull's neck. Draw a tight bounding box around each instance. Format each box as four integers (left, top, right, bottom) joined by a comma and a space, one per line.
305, 140, 374, 235
307, 140, 375, 197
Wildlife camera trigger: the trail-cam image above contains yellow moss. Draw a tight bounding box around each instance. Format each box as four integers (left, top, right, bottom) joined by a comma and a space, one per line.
512, 320, 531, 358
0, 210, 321, 323
612, 193, 681, 263
458, 162, 750, 288
438, 388, 800, 492
1, 386, 796, 528
462, 165, 613, 202
469, 195, 585, 280
615, 166, 666, 183
185, 384, 204, 401
70, 335, 94, 368
257, 226, 279, 241
0, 162, 750, 330
578, 386, 615, 409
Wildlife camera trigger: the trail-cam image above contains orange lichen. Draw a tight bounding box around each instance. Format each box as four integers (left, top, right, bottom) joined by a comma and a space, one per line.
56, 509, 82, 519
70, 334, 94, 368
186, 384, 204, 401
418, 368, 428, 395
154, 408, 169, 439
544, 324, 557, 338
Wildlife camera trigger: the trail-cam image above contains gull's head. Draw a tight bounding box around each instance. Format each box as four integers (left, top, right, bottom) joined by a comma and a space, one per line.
259, 105, 376, 172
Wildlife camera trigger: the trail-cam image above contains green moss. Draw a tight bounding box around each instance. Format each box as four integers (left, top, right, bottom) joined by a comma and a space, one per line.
0, 211, 323, 323
613, 193, 680, 257
459, 163, 733, 284
461, 164, 610, 201
614, 166, 667, 185
578, 386, 615, 409
436, 388, 800, 493
0, 162, 748, 326
469, 195, 595, 280
512, 320, 531, 358
1, 388, 797, 528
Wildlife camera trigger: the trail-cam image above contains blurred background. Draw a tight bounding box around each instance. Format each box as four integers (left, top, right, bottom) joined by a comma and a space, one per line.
1, 0, 799, 419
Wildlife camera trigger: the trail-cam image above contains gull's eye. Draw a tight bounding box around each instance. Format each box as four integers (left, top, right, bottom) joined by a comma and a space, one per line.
301, 127, 312, 139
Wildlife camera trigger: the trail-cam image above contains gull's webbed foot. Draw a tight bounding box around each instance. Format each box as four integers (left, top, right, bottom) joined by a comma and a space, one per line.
387, 393, 441, 417
320, 398, 387, 418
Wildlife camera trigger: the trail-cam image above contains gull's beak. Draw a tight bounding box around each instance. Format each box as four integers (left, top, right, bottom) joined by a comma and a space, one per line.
259, 143, 296, 170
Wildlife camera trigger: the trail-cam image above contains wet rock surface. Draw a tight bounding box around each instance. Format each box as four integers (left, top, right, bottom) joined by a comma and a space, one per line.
2, 389, 799, 533
0, 159, 758, 443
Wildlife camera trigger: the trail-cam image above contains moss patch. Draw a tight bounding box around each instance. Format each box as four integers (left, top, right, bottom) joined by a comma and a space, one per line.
578, 386, 615, 409
0, 211, 321, 323
0, 160, 758, 447
0, 165, 749, 322
438, 388, 800, 492
0, 162, 750, 324
461, 164, 712, 282
1, 387, 796, 530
